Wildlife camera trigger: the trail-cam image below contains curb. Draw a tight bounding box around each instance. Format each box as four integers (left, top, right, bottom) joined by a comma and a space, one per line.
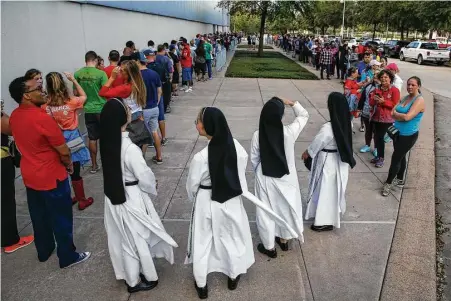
379, 87, 436, 301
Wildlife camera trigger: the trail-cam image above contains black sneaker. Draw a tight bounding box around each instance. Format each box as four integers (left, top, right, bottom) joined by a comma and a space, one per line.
228, 275, 241, 290
257, 243, 277, 258
310, 224, 334, 232
275, 237, 289, 251
194, 282, 208, 299
165, 106, 171, 114
152, 156, 163, 165
62, 252, 91, 269
161, 138, 168, 146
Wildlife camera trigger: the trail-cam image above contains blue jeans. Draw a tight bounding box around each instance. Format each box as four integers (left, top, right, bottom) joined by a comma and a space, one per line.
26, 178, 79, 268
206, 59, 212, 78
158, 96, 165, 121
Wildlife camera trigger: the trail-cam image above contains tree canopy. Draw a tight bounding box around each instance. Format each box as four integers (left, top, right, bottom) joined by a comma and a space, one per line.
226, 0, 451, 40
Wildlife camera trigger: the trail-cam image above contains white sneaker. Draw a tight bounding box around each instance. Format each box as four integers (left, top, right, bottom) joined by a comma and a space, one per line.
185, 87, 193, 92
180, 86, 187, 91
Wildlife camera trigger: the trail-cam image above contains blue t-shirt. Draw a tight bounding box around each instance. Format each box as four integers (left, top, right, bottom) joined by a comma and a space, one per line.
155, 54, 172, 75
140, 69, 162, 109
357, 61, 367, 75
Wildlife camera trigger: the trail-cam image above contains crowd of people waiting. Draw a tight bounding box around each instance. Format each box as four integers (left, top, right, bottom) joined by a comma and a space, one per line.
1, 32, 237, 257
268, 33, 425, 197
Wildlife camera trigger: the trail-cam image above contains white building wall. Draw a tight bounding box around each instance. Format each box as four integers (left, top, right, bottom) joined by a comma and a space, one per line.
1, 1, 213, 114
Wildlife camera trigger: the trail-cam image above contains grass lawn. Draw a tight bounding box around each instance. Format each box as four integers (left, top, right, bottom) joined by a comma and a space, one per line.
236, 44, 274, 49
226, 51, 318, 80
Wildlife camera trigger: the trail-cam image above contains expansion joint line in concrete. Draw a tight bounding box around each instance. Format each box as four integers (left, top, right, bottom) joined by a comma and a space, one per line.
162, 77, 226, 219
297, 239, 316, 301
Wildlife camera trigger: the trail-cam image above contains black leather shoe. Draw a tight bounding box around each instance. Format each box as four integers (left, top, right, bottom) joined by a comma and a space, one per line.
139, 273, 159, 288
228, 275, 241, 290
127, 280, 158, 293
310, 224, 334, 232
275, 237, 289, 251
257, 243, 277, 258
195, 282, 208, 299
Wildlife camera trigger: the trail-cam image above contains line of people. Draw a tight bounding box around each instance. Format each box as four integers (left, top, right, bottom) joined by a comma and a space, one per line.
0, 32, 236, 256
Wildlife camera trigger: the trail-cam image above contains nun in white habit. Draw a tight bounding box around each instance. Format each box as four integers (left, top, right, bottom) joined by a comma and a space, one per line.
303, 92, 356, 231
251, 97, 309, 258
99, 98, 178, 293
185, 107, 297, 299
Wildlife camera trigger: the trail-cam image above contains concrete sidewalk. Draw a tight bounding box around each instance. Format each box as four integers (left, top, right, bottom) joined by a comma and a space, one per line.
3, 66, 409, 300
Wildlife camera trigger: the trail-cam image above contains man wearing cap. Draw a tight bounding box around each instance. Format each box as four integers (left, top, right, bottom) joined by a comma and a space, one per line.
132, 52, 164, 164
385, 63, 403, 92
156, 45, 173, 114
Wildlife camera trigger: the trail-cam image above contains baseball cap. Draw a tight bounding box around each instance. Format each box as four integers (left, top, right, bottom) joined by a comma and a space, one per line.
369, 59, 381, 67
385, 63, 399, 71
131, 52, 147, 63
143, 48, 155, 57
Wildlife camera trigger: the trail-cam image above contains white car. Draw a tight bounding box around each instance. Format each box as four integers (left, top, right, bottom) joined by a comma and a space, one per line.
346, 38, 357, 48
399, 41, 449, 65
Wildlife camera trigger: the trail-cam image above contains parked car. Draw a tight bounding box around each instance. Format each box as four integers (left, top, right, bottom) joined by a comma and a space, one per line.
363, 40, 380, 48
383, 40, 410, 57
399, 41, 449, 65
344, 38, 357, 48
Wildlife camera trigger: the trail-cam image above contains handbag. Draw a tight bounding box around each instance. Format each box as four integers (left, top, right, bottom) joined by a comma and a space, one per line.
48, 107, 86, 153
9, 140, 21, 168
387, 125, 399, 141
194, 55, 206, 64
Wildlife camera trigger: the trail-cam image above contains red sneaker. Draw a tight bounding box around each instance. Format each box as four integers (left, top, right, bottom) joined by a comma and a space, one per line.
4, 235, 34, 254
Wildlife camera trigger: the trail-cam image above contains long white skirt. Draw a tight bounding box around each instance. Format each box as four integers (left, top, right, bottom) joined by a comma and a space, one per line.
255, 168, 304, 250
104, 185, 177, 287
185, 189, 255, 287
305, 152, 348, 228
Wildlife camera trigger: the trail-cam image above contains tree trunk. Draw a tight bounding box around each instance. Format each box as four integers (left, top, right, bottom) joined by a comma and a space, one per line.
429, 30, 433, 40
321, 26, 325, 35
372, 23, 377, 40
333, 27, 336, 35
406, 28, 409, 38
400, 23, 404, 40
258, 1, 269, 57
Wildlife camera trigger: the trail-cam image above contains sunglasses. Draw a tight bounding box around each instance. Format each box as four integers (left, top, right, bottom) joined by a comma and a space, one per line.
25, 87, 42, 94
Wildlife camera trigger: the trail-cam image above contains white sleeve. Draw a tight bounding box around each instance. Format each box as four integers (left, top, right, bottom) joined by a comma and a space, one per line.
236, 143, 250, 192
186, 153, 208, 201
285, 102, 309, 140
125, 145, 157, 196
250, 131, 261, 172
307, 123, 332, 158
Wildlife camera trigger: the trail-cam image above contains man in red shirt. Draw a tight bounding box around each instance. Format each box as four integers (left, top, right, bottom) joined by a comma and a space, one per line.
104, 50, 125, 88
8, 76, 91, 269
180, 38, 193, 92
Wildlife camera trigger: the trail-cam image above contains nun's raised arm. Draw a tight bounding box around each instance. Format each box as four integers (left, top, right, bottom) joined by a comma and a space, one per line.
286, 102, 309, 140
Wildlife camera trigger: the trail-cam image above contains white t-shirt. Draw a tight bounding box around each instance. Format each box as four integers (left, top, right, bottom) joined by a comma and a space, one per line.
393, 74, 403, 92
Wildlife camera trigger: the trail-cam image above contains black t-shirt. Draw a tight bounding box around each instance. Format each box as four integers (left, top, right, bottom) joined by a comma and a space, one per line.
169, 53, 180, 74
1, 113, 9, 148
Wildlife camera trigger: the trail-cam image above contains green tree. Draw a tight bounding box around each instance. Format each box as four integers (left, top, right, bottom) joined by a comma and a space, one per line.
231, 13, 260, 33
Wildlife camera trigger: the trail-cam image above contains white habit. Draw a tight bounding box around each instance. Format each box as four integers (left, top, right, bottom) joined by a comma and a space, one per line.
304, 122, 349, 228
251, 102, 309, 249
185, 139, 297, 287
104, 132, 178, 287
185, 139, 254, 287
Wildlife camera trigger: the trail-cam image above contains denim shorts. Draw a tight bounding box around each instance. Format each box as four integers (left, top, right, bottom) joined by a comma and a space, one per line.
158, 97, 165, 121
182, 67, 192, 82
143, 107, 159, 133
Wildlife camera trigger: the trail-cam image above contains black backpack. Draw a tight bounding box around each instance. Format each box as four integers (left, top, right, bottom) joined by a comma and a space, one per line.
147, 62, 169, 83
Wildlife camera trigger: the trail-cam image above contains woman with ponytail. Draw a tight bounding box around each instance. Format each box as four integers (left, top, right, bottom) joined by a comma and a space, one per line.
42, 72, 94, 210
99, 60, 151, 155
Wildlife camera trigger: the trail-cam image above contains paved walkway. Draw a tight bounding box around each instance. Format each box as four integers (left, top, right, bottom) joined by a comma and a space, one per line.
2, 54, 402, 301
